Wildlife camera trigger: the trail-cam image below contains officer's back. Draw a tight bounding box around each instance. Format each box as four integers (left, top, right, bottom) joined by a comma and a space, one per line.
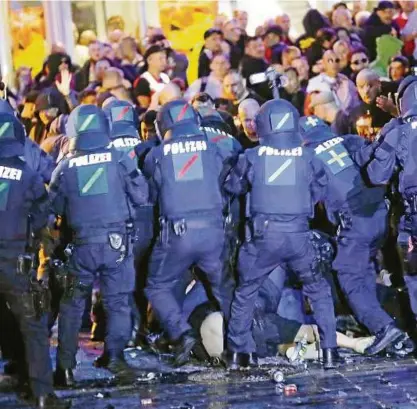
50, 105, 147, 238
144, 101, 226, 219
299, 116, 386, 219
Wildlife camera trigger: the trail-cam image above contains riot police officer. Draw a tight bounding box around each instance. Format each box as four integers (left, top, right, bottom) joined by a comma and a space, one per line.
144, 99, 234, 366
365, 76, 417, 332
0, 111, 66, 408
49, 105, 149, 385
224, 99, 339, 369
299, 115, 412, 356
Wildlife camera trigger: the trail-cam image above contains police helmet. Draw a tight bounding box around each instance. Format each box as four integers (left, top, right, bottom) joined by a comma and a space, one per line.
397, 75, 417, 117
155, 99, 201, 140
66, 104, 110, 152
102, 100, 139, 139
299, 115, 334, 144
0, 112, 27, 156
255, 99, 300, 144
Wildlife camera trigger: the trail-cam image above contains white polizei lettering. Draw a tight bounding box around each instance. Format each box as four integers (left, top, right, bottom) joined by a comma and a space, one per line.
314, 137, 344, 155
164, 141, 208, 156
69, 153, 112, 168
109, 138, 140, 149
258, 145, 303, 156
0, 166, 22, 181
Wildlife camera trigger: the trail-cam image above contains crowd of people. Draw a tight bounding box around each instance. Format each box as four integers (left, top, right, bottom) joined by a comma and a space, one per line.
3, 1, 417, 408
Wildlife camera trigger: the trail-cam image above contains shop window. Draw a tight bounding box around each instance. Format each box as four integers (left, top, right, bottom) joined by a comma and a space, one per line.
9, 0, 47, 75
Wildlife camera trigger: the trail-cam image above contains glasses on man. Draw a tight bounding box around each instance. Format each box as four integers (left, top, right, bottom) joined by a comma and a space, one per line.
351, 58, 368, 66
327, 58, 340, 64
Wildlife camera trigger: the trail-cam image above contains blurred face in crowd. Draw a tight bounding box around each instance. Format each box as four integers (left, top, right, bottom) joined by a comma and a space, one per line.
333, 40, 350, 68
236, 11, 248, 31
223, 72, 245, 100
89, 41, 103, 62
332, 8, 353, 29
376, 7, 395, 25
356, 70, 381, 104
275, 14, 291, 35
291, 57, 310, 82
102, 43, 115, 60
350, 51, 369, 73
245, 37, 265, 59
264, 32, 281, 48
390, 61, 408, 82
282, 47, 301, 69
223, 19, 241, 44
95, 59, 111, 82
120, 37, 137, 61
148, 51, 167, 73
238, 99, 260, 141
399, 1, 415, 13
210, 54, 230, 79
323, 50, 341, 78
205, 33, 223, 53
283, 68, 300, 94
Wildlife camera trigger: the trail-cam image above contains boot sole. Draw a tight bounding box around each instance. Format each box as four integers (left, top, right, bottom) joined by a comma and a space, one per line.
365, 329, 405, 356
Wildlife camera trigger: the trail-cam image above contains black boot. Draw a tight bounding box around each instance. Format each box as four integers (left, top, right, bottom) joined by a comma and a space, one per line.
365, 323, 406, 356
174, 329, 198, 367
36, 393, 70, 409
322, 348, 341, 370
386, 335, 415, 357
222, 351, 249, 370
107, 358, 138, 383
53, 368, 75, 388
93, 351, 109, 368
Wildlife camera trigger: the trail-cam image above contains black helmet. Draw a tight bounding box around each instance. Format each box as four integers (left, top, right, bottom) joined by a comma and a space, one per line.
155, 99, 200, 140
66, 105, 110, 152
255, 99, 300, 144
103, 100, 139, 139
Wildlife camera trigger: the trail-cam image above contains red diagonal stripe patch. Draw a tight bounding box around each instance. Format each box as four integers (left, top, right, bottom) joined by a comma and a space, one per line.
176, 104, 189, 121
178, 154, 198, 179
116, 106, 130, 121
212, 134, 227, 143
129, 149, 136, 159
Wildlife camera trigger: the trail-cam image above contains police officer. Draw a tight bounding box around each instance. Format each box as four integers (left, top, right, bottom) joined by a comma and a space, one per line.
0, 99, 55, 183
0, 111, 66, 408
225, 99, 339, 369
144, 99, 234, 366
299, 115, 411, 356
49, 105, 149, 385
364, 76, 417, 331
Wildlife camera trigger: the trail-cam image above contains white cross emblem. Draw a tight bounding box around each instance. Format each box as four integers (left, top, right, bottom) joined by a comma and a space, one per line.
327, 150, 348, 167
306, 117, 319, 127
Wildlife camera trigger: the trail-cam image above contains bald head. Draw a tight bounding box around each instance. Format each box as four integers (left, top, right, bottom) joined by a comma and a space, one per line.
238, 99, 260, 140
159, 83, 182, 106
356, 69, 381, 104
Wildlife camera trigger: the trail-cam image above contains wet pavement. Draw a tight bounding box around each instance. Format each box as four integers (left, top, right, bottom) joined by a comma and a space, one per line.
2, 334, 417, 408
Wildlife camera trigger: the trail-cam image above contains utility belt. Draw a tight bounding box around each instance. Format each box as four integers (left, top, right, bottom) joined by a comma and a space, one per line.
244, 214, 309, 242
158, 215, 222, 245
16, 252, 50, 320
73, 222, 134, 264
